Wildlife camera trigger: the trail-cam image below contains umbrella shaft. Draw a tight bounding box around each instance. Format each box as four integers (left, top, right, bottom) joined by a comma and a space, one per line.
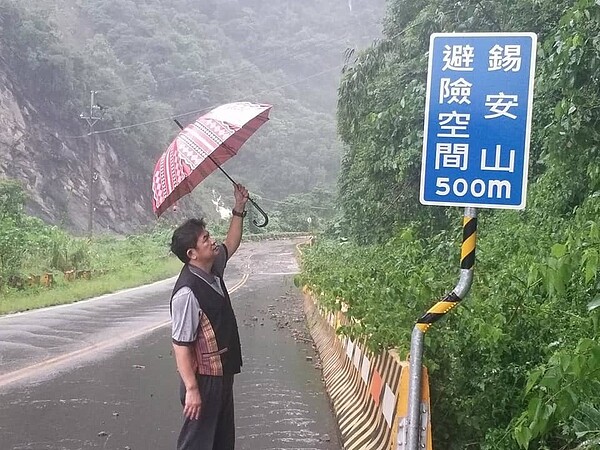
172, 118, 268, 227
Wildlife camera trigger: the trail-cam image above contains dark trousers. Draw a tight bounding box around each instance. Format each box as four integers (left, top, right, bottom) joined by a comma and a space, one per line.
177, 374, 235, 450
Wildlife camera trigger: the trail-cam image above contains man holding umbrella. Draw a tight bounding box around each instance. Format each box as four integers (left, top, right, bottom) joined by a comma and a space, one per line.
169, 183, 249, 450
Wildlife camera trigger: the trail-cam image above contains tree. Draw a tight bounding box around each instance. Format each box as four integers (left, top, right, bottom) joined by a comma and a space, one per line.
0, 180, 27, 278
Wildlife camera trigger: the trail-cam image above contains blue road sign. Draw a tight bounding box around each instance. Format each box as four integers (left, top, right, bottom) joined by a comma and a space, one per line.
420, 33, 537, 209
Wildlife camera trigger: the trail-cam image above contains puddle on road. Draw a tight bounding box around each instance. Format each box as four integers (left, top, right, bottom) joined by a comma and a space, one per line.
233, 277, 340, 450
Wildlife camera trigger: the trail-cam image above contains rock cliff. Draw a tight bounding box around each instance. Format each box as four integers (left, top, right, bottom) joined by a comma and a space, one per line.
0, 68, 154, 234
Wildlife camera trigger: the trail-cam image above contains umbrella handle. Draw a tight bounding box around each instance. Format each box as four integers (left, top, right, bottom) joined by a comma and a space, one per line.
248, 196, 269, 228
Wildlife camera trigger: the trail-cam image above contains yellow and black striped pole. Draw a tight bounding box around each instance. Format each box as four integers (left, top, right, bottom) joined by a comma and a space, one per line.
406, 207, 478, 450
416, 209, 477, 332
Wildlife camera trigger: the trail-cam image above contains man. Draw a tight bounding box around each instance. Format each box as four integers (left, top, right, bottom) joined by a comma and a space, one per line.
169, 184, 249, 450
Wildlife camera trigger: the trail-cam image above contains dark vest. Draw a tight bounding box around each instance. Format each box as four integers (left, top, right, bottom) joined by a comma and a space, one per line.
171, 265, 242, 375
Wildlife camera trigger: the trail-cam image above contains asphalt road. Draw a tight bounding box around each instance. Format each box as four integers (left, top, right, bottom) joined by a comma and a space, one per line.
0, 238, 340, 450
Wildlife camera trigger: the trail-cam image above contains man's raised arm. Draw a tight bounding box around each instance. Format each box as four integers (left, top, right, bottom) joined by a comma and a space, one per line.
224, 184, 249, 258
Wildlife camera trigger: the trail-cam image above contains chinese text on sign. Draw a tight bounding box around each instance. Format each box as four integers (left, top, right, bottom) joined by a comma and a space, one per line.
420, 33, 537, 209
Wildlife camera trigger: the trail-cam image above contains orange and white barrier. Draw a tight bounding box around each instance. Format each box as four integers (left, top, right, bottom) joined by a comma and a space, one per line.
304, 289, 433, 450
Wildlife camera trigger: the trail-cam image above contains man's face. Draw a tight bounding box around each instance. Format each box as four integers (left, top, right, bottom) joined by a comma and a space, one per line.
187, 229, 218, 266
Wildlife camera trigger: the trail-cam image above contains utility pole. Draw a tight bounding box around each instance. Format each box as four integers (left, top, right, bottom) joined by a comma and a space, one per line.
79, 90, 103, 237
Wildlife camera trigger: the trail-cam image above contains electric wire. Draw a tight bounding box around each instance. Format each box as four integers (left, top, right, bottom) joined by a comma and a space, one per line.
72, 19, 381, 128
63, 64, 344, 139
97, 39, 347, 96
258, 196, 333, 210
97, 38, 355, 114
63, 26, 411, 139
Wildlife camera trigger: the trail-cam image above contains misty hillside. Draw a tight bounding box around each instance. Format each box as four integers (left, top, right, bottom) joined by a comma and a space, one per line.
0, 0, 384, 233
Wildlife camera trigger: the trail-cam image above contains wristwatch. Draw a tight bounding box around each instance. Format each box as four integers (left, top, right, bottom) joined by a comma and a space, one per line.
232, 209, 247, 218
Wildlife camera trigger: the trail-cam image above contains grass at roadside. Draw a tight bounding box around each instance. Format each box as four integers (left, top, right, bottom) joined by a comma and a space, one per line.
1, 180, 315, 316
1, 217, 308, 317
0, 256, 182, 315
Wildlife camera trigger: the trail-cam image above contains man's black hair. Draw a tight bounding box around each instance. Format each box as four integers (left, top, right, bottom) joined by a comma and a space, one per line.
170, 218, 207, 263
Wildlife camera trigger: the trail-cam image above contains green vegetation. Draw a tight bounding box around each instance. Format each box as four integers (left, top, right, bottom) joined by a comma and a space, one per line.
1, 0, 599, 447
0, 179, 180, 314
300, 0, 600, 449
0, 179, 314, 315
0, 0, 383, 226
0, 257, 182, 315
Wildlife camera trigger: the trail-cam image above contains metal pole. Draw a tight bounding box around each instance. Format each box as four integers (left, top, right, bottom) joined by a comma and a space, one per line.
80, 90, 102, 237
406, 207, 478, 450
406, 326, 425, 449
88, 123, 94, 236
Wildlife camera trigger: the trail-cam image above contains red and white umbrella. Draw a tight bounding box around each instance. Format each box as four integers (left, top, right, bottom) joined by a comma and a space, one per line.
152, 102, 272, 224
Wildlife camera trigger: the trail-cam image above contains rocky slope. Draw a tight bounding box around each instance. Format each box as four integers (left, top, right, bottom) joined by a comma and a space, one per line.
0, 68, 152, 234
0, 0, 385, 234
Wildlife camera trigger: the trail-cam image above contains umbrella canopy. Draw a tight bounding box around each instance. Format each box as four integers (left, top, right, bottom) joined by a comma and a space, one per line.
152, 102, 272, 218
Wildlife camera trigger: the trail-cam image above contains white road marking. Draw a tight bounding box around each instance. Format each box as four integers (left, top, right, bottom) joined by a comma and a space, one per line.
0, 276, 179, 320
0, 274, 249, 389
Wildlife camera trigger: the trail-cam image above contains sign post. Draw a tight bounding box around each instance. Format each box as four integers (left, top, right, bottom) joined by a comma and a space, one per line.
407, 32, 537, 450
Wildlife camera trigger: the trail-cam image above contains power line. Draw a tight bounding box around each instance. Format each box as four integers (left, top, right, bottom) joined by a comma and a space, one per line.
62, 26, 411, 140
98, 25, 410, 116
258, 196, 333, 210
61, 25, 413, 141
95, 35, 361, 96
102, 40, 354, 113
88, 104, 218, 135
250, 65, 343, 98
61, 64, 344, 139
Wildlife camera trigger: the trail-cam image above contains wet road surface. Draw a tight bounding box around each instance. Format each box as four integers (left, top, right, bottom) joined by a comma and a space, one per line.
0, 238, 340, 450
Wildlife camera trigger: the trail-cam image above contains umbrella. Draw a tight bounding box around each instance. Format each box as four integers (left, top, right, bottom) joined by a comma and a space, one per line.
152, 101, 272, 226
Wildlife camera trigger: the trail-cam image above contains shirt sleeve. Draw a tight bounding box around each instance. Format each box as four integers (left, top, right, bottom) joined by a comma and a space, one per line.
212, 244, 228, 278
171, 286, 201, 345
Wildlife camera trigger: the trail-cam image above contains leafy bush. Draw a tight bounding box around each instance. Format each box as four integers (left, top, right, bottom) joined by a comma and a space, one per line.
0, 180, 173, 291
301, 194, 599, 448
311, 0, 600, 447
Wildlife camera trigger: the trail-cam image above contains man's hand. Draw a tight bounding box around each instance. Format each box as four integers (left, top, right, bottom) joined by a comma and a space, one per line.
183, 386, 202, 420
233, 184, 249, 212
